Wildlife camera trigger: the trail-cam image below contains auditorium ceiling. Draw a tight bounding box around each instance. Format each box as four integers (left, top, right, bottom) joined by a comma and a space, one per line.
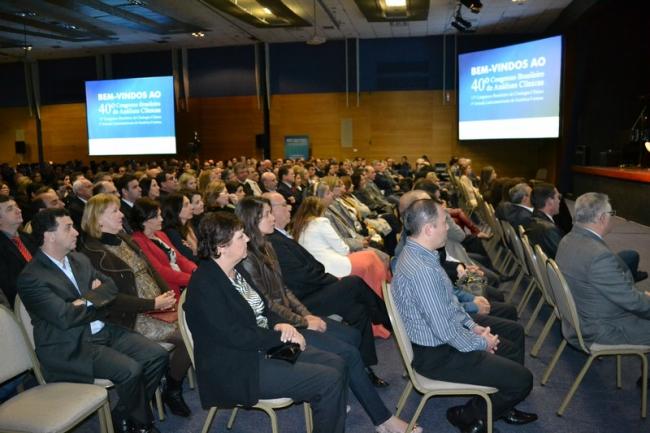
0, 0, 578, 62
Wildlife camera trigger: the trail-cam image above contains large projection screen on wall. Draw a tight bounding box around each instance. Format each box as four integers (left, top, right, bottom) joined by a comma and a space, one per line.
458, 35, 562, 140
85, 76, 176, 155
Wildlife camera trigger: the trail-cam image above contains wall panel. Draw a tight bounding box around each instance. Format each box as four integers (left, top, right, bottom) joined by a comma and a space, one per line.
0, 107, 37, 165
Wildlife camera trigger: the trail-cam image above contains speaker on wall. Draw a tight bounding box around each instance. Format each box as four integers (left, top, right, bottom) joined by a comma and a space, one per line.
15, 141, 26, 155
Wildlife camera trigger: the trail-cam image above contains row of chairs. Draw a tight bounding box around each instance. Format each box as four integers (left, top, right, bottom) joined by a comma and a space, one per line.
482, 203, 650, 418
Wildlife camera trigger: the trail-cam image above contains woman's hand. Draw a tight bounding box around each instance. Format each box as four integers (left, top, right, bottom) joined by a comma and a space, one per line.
305, 315, 327, 332
154, 291, 176, 311
274, 323, 306, 350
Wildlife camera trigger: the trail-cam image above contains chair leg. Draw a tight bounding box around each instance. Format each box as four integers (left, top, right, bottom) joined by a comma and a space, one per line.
259, 406, 279, 433
201, 407, 218, 433
640, 354, 648, 418
406, 395, 432, 433
558, 355, 597, 416
530, 314, 557, 358
395, 381, 413, 416
616, 355, 622, 389
482, 393, 493, 433
505, 268, 524, 302
155, 386, 165, 421
227, 407, 239, 429
98, 401, 109, 433
542, 339, 567, 385
304, 403, 313, 433
524, 297, 545, 335
187, 366, 196, 390
103, 401, 115, 433
516, 280, 536, 316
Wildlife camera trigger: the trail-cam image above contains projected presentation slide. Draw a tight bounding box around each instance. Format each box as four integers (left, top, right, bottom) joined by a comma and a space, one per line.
85, 76, 176, 155
458, 36, 562, 140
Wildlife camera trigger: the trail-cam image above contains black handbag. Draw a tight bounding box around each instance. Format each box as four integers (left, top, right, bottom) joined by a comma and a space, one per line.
265, 342, 301, 364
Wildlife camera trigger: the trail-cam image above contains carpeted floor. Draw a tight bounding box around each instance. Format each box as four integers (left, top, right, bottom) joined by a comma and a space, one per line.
71, 211, 650, 433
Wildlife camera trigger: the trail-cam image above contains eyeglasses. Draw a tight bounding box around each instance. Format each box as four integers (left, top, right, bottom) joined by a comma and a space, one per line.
604, 210, 616, 217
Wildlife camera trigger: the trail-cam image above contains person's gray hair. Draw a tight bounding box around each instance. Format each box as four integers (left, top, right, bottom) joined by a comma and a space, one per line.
509, 183, 530, 204
575, 192, 610, 224
399, 190, 430, 214
72, 178, 90, 194
403, 198, 440, 237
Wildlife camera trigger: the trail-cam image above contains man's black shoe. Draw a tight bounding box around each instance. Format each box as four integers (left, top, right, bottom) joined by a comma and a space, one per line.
132, 422, 160, 433
447, 406, 500, 433
366, 367, 389, 388
112, 417, 133, 433
499, 408, 538, 425
635, 271, 648, 283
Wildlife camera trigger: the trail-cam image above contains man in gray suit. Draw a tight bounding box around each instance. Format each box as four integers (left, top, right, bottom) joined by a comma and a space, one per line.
18, 208, 168, 433
556, 192, 650, 346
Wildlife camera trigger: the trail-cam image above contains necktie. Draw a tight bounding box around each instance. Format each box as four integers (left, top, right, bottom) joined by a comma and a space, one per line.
12, 236, 32, 262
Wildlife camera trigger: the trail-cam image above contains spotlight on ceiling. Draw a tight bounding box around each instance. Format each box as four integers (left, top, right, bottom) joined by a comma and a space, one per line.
451, 5, 474, 32
460, 0, 482, 14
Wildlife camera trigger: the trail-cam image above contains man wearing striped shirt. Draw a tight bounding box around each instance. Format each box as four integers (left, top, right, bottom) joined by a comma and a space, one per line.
392, 199, 536, 433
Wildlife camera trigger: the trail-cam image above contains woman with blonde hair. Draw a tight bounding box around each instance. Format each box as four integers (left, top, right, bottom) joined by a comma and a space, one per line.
203, 180, 234, 213
79, 193, 193, 418
178, 173, 197, 191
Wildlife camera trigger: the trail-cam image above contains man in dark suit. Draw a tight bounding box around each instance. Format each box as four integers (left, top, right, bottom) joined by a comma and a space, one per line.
116, 174, 141, 234
556, 192, 650, 346
233, 162, 254, 197
495, 182, 533, 231
264, 191, 391, 387
17, 208, 168, 433
277, 165, 300, 210
525, 183, 564, 258
0, 195, 36, 307
68, 177, 93, 230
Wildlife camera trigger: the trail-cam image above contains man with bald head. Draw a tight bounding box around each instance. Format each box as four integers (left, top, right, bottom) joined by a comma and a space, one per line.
260, 172, 278, 193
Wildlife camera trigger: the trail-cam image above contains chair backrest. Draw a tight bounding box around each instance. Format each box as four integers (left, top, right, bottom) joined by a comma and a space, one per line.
517, 224, 526, 238
545, 259, 589, 353
503, 222, 530, 275
520, 235, 553, 306
533, 244, 555, 307
177, 290, 196, 368
0, 305, 41, 385
14, 295, 36, 349
382, 282, 418, 385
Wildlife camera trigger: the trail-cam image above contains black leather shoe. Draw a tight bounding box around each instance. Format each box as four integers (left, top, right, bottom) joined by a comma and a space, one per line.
635, 271, 648, 282
112, 416, 133, 433
132, 422, 160, 433
162, 375, 191, 417
499, 408, 538, 425
446, 406, 500, 433
366, 368, 389, 388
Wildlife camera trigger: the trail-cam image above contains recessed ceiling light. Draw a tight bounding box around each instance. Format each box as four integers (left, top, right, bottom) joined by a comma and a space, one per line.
385, 0, 406, 7
262, 7, 272, 15
191, 32, 205, 38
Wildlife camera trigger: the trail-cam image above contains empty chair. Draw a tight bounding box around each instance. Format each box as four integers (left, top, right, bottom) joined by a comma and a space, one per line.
529, 244, 560, 357
0, 305, 113, 433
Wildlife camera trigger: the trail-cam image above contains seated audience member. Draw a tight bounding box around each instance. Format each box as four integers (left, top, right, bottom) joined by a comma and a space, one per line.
0, 195, 36, 307
292, 196, 391, 303
392, 199, 536, 433
225, 180, 246, 204
117, 174, 142, 234
178, 173, 197, 191
277, 164, 301, 209
495, 182, 533, 230
68, 177, 93, 229
317, 177, 390, 265
525, 183, 564, 258
184, 212, 348, 433
557, 192, 650, 346
478, 166, 497, 204
265, 192, 392, 386
233, 162, 255, 196
130, 198, 197, 298
457, 159, 479, 211
203, 180, 234, 213
162, 192, 199, 263
235, 196, 419, 432
18, 208, 168, 433
364, 165, 399, 208
260, 171, 278, 193
93, 179, 119, 197
23, 187, 66, 233
0, 181, 10, 196
139, 177, 160, 201
79, 194, 192, 418
183, 189, 205, 232
156, 171, 179, 198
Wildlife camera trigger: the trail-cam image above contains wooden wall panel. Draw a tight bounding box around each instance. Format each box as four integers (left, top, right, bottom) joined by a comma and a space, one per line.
40, 104, 88, 163
0, 107, 37, 165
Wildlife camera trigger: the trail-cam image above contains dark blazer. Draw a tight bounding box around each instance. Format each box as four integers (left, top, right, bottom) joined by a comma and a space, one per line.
17, 250, 118, 383
525, 210, 564, 259
184, 259, 283, 408
66, 195, 86, 231
78, 233, 170, 329
267, 230, 339, 299
164, 227, 199, 263
0, 231, 37, 307
495, 202, 533, 231
120, 200, 134, 234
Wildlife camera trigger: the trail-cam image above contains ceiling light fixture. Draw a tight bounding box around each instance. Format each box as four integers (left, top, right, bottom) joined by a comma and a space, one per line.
306, 0, 326, 46
191, 31, 205, 38
451, 4, 474, 32
385, 0, 407, 7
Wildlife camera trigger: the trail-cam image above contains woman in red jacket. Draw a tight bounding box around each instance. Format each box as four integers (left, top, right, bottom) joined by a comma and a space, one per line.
130, 198, 197, 299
